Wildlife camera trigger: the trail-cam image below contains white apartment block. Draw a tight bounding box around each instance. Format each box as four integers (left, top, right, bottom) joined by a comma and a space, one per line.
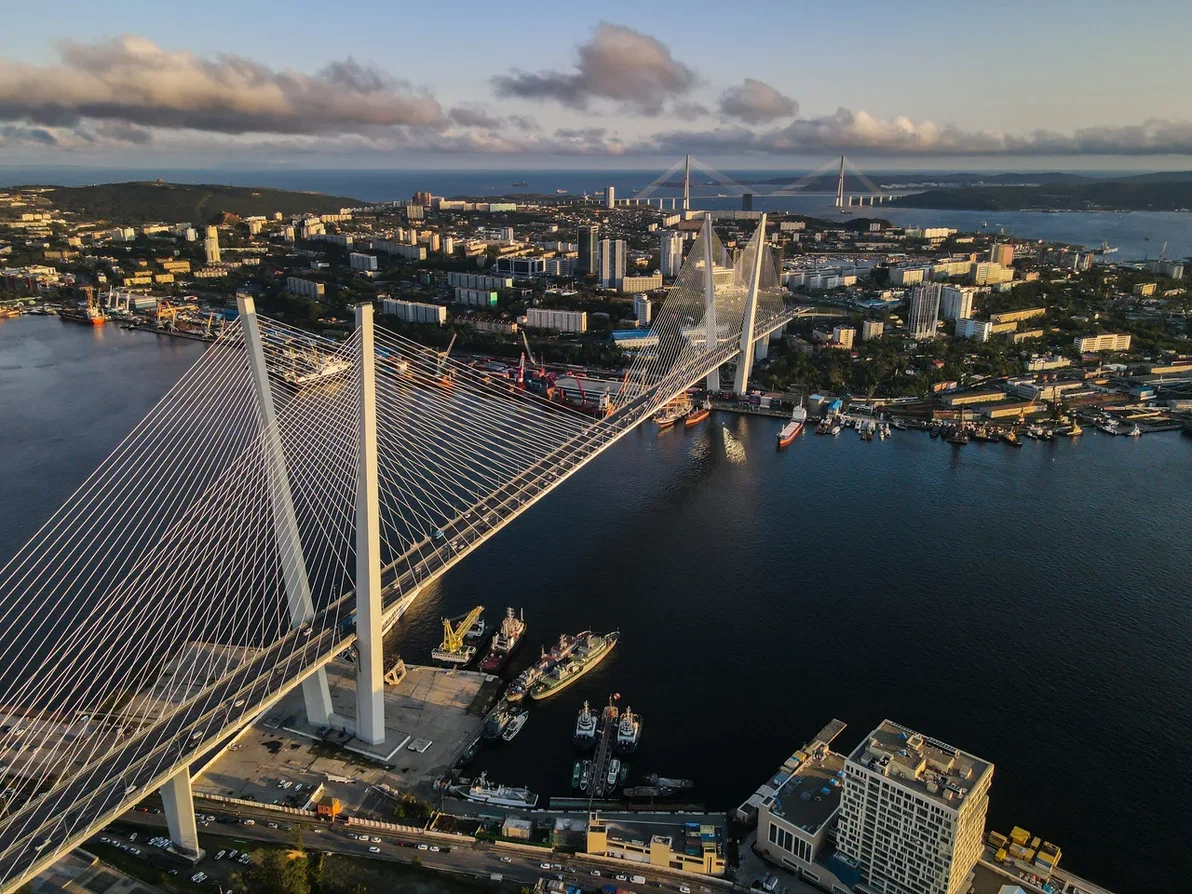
939, 286, 975, 321
349, 252, 378, 271
380, 298, 446, 325
285, 277, 325, 300
907, 284, 942, 339
660, 230, 683, 278
861, 320, 884, 341
447, 271, 513, 291
837, 721, 993, 894
526, 307, 587, 333
954, 318, 992, 342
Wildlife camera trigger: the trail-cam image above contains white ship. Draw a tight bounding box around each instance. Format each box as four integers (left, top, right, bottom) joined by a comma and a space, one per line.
615, 707, 642, 754
574, 700, 597, 749
458, 771, 539, 808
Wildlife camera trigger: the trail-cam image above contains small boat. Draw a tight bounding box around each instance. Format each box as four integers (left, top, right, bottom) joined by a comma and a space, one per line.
830, 424, 841, 436
1128, 424, 1142, 437
1060, 422, 1083, 437
929, 424, 941, 439
501, 711, 528, 742
1003, 429, 1022, 447
946, 428, 970, 445
615, 707, 642, 754
574, 700, 598, 750
606, 758, 622, 790
580, 760, 592, 792
572, 761, 582, 789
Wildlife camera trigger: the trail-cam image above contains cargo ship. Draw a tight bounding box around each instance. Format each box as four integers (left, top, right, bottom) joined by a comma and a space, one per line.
684, 400, 711, 427
454, 772, 538, 808
58, 292, 107, 326
506, 632, 579, 702
528, 630, 619, 700
573, 700, 597, 750
614, 707, 642, 754
478, 608, 526, 673
777, 406, 808, 447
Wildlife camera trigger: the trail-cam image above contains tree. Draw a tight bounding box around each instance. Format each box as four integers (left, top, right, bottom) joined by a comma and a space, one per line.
241, 850, 311, 894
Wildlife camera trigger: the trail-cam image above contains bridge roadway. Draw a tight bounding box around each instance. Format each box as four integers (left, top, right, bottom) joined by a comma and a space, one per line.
0, 308, 794, 892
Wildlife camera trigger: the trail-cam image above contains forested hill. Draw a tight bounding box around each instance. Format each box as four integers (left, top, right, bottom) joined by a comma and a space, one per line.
891, 178, 1192, 212
5, 181, 365, 224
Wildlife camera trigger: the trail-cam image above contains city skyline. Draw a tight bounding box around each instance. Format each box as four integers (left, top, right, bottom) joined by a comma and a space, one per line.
2, 0, 1192, 170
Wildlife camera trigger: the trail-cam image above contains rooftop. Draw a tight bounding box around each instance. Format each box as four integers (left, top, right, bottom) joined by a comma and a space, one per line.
765, 723, 848, 836
849, 719, 993, 810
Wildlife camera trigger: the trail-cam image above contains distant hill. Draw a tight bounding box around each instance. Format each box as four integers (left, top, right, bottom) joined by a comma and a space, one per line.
7, 181, 364, 224
891, 178, 1192, 212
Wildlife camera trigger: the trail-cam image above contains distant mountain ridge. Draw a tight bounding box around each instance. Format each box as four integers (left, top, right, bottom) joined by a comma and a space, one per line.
2, 181, 365, 224
891, 174, 1192, 212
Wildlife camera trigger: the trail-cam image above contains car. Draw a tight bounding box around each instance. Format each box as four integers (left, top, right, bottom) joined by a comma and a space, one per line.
127, 833, 136, 842
168, 869, 178, 876
647, 883, 662, 889
418, 844, 429, 851
590, 870, 601, 877
268, 822, 279, 829
678, 887, 692, 893
214, 849, 226, 861
429, 845, 440, 853
500, 856, 512, 864
432, 529, 445, 541
551, 864, 562, 871
299, 623, 312, 636
369, 846, 380, 853
539, 862, 552, 870
190, 872, 207, 883
566, 866, 576, 873
241, 819, 255, 825
615, 875, 628, 882
233, 699, 246, 708
229, 851, 238, 859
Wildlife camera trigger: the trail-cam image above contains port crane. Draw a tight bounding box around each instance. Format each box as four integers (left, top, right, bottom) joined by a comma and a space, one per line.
439, 606, 483, 655
432, 332, 457, 387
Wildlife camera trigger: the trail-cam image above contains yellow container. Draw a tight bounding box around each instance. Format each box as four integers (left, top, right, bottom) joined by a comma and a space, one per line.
1010, 826, 1030, 846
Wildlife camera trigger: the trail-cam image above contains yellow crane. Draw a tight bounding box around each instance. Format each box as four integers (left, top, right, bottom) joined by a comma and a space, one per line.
439, 605, 483, 655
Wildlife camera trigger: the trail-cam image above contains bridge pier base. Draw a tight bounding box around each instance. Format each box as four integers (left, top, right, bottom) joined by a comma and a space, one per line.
754, 336, 769, 361
160, 768, 203, 862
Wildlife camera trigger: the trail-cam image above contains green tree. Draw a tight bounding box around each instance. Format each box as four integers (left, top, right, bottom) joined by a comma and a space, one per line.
241, 850, 311, 894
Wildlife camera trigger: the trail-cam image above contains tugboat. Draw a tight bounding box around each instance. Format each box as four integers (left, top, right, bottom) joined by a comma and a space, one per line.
479, 608, 526, 673
615, 707, 642, 754
573, 700, 598, 750
482, 703, 513, 741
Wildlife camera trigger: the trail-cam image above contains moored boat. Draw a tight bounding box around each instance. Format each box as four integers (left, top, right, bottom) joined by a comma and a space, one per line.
501, 710, 528, 742
482, 704, 513, 741
684, 400, 711, 427
573, 700, 598, 749
606, 758, 622, 791
479, 608, 526, 673
507, 632, 579, 702
455, 772, 538, 808
615, 707, 642, 754
777, 406, 808, 447
528, 630, 619, 700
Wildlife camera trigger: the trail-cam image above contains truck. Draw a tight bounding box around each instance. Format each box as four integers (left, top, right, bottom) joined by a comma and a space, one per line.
316, 797, 341, 819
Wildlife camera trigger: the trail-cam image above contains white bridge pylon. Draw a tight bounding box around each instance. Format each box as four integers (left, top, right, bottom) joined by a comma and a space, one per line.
0, 218, 791, 892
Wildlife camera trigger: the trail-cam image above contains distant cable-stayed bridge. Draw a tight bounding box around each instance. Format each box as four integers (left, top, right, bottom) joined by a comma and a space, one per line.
0, 216, 793, 891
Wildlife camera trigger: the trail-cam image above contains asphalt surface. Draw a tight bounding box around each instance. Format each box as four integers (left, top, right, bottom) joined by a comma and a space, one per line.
0, 310, 793, 892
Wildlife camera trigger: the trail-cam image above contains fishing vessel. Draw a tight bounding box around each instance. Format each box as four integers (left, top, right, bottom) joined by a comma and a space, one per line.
455, 772, 538, 808
615, 707, 642, 754
528, 630, 619, 700
777, 406, 808, 447
506, 632, 580, 702
684, 400, 711, 427
431, 606, 483, 665
501, 711, 528, 742
573, 700, 598, 749
478, 608, 526, 673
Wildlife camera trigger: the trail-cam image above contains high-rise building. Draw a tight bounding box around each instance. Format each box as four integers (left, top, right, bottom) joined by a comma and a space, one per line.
907, 283, 942, 339
660, 230, 683, 279
861, 320, 884, 341
577, 226, 599, 275
605, 186, 616, 209
412, 191, 432, 206
832, 325, 855, 348
742, 193, 753, 211
989, 242, 1014, 267
940, 285, 975, 321
837, 720, 993, 894
599, 238, 626, 289
203, 225, 220, 265
633, 294, 652, 326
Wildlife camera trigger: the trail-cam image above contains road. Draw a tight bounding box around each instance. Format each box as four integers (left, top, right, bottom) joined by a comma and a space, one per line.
103, 805, 722, 894
0, 308, 795, 892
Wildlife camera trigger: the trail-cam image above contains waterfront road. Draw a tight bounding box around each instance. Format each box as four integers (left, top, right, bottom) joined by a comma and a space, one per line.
0, 310, 794, 892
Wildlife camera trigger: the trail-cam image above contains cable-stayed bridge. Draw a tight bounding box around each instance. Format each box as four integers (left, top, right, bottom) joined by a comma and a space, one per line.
0, 217, 793, 891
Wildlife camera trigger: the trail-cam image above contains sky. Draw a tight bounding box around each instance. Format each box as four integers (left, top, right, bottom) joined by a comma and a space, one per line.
2, 0, 1192, 172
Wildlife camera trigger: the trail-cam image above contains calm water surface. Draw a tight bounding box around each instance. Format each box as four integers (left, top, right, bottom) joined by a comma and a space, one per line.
2, 317, 1190, 894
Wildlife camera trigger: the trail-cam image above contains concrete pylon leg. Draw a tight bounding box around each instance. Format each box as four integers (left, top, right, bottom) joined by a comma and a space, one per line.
754, 337, 769, 361
732, 214, 768, 394
238, 296, 333, 727
355, 303, 385, 746
702, 216, 720, 393
160, 768, 202, 860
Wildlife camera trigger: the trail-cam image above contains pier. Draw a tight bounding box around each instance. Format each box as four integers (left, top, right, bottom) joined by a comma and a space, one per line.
590, 703, 619, 799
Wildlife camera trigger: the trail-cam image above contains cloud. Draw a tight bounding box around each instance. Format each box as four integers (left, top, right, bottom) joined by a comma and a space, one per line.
448, 106, 503, 128
647, 108, 1192, 157
718, 79, 797, 124
491, 22, 696, 115
0, 35, 445, 136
